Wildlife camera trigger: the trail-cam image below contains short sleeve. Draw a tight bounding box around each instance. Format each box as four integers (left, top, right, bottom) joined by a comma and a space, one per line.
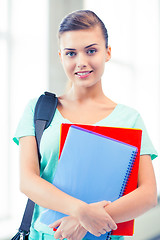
13, 98, 38, 145
133, 114, 158, 160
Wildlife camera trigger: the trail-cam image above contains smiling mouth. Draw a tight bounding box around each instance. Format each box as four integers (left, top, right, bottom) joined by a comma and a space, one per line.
75, 70, 93, 78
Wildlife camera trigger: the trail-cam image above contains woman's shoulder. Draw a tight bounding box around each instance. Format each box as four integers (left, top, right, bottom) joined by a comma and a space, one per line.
117, 103, 140, 116
27, 97, 38, 107
113, 103, 141, 127
23, 97, 38, 114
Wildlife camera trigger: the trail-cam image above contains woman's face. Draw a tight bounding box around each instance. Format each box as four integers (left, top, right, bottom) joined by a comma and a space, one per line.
59, 26, 111, 88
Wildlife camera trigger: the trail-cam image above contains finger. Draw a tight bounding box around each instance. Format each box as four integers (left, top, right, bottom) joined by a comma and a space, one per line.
100, 200, 111, 207
54, 228, 64, 239
49, 219, 62, 230
55, 228, 71, 240
71, 225, 87, 240
101, 225, 112, 233
62, 231, 72, 240
82, 223, 102, 237
99, 228, 108, 235
101, 200, 109, 206
108, 219, 117, 230
94, 232, 101, 237
88, 229, 101, 237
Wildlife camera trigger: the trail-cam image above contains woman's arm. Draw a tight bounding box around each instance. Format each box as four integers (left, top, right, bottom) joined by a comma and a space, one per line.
19, 136, 117, 236
50, 202, 112, 240
49, 155, 157, 239
104, 154, 157, 222
19, 136, 84, 215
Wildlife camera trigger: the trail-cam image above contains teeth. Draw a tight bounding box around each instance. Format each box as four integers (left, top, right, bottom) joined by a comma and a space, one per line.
77, 72, 90, 76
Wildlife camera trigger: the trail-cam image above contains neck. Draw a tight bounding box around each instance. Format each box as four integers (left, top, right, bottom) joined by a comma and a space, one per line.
66, 81, 106, 103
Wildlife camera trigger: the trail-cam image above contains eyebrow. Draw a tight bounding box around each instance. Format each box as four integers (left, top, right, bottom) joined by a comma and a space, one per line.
85, 43, 98, 49
63, 43, 98, 51
63, 48, 76, 51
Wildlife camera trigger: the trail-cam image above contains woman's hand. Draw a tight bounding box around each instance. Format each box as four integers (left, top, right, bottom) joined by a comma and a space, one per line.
49, 200, 117, 239
49, 216, 87, 240
76, 200, 117, 236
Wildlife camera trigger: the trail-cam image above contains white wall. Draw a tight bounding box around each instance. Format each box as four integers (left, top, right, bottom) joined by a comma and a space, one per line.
0, 0, 48, 238
84, 0, 160, 192
84, 0, 160, 239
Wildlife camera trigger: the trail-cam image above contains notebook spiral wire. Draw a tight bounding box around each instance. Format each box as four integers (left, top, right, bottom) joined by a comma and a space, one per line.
106, 150, 137, 240
106, 234, 111, 240
119, 150, 137, 198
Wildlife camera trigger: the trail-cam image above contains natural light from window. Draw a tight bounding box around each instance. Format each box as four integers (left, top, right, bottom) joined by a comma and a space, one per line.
84, 0, 160, 194
0, 1, 48, 238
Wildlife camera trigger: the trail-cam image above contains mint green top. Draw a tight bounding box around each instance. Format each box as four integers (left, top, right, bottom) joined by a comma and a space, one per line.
13, 98, 158, 240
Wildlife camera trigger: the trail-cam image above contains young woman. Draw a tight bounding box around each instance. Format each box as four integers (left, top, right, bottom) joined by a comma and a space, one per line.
13, 10, 158, 240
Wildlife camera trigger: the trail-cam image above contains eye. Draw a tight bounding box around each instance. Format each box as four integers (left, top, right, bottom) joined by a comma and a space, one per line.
66, 51, 76, 57
87, 49, 96, 55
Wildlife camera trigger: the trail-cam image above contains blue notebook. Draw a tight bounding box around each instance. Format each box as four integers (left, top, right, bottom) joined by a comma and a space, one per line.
40, 125, 137, 239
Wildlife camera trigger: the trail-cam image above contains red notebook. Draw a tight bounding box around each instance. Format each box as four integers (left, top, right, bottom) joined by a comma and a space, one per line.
58, 123, 142, 236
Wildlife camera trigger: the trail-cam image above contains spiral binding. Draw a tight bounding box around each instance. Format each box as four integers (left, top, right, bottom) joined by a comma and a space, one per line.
105, 231, 111, 240
119, 149, 138, 198
105, 149, 138, 240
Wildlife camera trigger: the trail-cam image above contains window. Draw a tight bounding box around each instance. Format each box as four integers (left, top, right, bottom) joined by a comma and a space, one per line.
84, 0, 160, 193
0, 0, 10, 221
0, 1, 48, 238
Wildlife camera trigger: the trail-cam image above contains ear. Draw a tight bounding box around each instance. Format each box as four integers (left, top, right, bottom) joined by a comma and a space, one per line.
105, 45, 111, 62
58, 50, 62, 62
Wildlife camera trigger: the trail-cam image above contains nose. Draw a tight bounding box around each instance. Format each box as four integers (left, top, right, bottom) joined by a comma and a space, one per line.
76, 52, 87, 69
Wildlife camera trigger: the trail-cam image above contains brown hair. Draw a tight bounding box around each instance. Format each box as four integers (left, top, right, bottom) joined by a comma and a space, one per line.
58, 10, 108, 48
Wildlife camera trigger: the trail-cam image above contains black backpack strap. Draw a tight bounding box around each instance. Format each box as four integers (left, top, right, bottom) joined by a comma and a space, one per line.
34, 92, 58, 161
19, 198, 35, 233
14, 92, 58, 239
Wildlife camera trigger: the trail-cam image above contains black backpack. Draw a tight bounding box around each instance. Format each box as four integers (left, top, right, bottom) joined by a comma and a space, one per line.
11, 92, 58, 240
